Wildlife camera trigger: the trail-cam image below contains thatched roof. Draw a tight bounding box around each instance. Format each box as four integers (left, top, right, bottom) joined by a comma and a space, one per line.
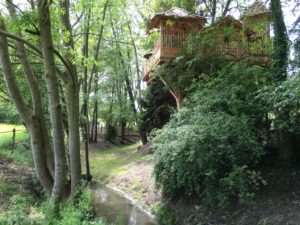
157, 7, 196, 18
147, 7, 206, 33
216, 15, 243, 30
242, 0, 269, 18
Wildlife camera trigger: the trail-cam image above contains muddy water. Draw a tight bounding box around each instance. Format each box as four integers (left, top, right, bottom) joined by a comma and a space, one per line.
91, 183, 157, 225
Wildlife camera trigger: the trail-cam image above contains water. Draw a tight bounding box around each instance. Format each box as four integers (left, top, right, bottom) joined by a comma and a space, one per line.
91, 183, 157, 225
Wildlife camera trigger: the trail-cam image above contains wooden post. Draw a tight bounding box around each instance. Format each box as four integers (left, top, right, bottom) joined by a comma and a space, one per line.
12, 128, 16, 151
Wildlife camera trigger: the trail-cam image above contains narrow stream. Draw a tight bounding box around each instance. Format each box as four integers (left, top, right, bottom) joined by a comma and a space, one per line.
90, 183, 157, 225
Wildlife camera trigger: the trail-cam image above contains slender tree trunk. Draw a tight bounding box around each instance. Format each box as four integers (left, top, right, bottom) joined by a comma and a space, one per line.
93, 101, 98, 142
127, 24, 141, 103
83, 8, 92, 181
37, 0, 67, 203
0, 15, 54, 194
120, 120, 126, 144
59, 0, 82, 193
111, 22, 147, 144
87, 0, 108, 95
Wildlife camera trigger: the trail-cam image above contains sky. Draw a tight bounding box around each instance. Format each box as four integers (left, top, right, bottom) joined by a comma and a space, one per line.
0, 0, 298, 30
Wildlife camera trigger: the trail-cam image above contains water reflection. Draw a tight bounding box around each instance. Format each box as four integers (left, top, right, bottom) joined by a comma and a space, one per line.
90, 183, 156, 225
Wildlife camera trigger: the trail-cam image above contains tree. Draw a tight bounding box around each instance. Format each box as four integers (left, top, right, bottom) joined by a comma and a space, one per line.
270, 0, 288, 81
0, 0, 83, 204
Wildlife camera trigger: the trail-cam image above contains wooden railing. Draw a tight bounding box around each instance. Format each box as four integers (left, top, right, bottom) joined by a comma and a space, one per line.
161, 30, 189, 48
143, 30, 190, 78
143, 30, 272, 81
143, 39, 161, 79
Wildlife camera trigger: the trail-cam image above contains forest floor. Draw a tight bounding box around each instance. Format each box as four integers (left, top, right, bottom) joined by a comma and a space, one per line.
89, 139, 300, 225
0, 157, 37, 211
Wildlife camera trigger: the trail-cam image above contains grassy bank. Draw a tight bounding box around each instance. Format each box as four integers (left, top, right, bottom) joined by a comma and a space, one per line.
90, 143, 143, 182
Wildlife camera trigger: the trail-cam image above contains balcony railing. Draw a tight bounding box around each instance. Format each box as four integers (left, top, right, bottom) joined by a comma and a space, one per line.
143, 30, 190, 80
143, 30, 272, 81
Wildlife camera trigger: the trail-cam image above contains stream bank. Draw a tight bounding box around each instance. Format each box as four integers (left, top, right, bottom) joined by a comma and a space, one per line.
89, 141, 300, 225
89, 142, 161, 215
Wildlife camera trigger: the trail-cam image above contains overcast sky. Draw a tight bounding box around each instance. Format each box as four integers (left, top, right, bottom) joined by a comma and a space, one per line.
0, 0, 298, 29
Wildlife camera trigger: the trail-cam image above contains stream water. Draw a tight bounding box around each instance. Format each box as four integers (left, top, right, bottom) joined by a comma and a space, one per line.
91, 183, 157, 225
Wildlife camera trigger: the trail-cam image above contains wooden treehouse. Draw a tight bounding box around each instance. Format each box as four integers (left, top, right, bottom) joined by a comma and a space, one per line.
143, 7, 206, 82
143, 1, 271, 83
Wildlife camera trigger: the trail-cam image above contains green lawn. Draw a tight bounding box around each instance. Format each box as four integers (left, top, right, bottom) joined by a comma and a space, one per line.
89, 143, 143, 182
0, 124, 28, 147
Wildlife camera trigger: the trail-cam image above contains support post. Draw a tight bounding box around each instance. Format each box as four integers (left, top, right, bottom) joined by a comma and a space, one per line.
12, 128, 16, 151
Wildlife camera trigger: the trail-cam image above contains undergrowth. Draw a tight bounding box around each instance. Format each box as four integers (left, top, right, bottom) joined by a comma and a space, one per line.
0, 186, 106, 225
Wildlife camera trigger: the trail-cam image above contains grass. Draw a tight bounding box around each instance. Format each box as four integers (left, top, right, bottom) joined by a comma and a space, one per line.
0, 182, 18, 196
0, 124, 28, 147
0, 123, 31, 166
89, 143, 143, 182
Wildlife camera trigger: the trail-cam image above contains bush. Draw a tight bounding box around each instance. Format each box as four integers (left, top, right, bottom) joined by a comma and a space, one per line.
42, 187, 105, 225
153, 204, 179, 225
0, 187, 105, 225
152, 62, 268, 207
153, 111, 265, 207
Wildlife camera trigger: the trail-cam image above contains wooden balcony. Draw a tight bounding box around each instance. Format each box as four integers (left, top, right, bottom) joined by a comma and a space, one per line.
143, 30, 189, 81
142, 29, 271, 82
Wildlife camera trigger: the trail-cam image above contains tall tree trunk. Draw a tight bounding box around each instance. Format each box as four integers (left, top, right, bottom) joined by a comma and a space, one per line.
59, 0, 82, 194
83, 8, 92, 181
271, 0, 289, 81
6, 0, 55, 178
270, 0, 297, 164
111, 23, 147, 144
37, 0, 67, 203
87, 0, 108, 95
127, 24, 141, 104
0, 14, 54, 194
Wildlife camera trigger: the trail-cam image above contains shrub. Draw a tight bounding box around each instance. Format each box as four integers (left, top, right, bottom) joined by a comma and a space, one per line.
153, 204, 179, 225
153, 110, 265, 207
0, 187, 105, 225
43, 187, 105, 225
152, 63, 268, 207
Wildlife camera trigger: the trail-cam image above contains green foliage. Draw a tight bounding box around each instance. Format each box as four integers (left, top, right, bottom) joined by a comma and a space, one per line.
0, 144, 33, 167
0, 183, 18, 196
0, 102, 21, 124
42, 187, 104, 225
0, 194, 36, 225
105, 124, 117, 142
257, 72, 300, 165
139, 80, 176, 135
153, 204, 179, 225
153, 62, 268, 207
0, 187, 105, 225
271, 0, 289, 81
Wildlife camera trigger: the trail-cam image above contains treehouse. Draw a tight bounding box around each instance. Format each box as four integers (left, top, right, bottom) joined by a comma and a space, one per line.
143, 1, 271, 83
142, 7, 206, 82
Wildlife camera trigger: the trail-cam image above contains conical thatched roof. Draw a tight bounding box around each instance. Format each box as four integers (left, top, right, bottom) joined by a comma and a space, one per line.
157, 7, 196, 18
242, 0, 269, 18
147, 7, 206, 33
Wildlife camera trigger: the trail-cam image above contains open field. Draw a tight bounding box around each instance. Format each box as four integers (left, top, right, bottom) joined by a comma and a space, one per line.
0, 124, 28, 147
